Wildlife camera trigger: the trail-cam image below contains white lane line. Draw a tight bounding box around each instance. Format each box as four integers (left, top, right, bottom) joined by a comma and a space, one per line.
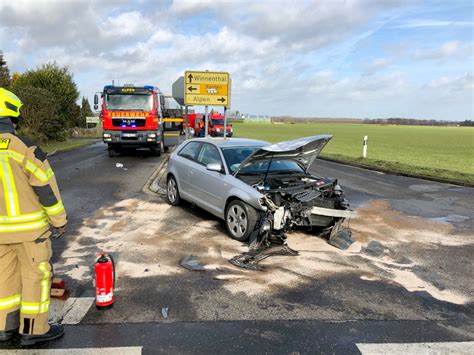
49, 297, 95, 325
357, 341, 474, 354
0, 347, 142, 354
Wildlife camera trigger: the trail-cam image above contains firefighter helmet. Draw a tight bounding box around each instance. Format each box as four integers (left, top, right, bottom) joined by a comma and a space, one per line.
0, 88, 23, 118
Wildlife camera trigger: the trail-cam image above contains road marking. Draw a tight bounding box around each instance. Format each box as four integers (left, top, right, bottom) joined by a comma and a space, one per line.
357, 341, 474, 354
0, 347, 142, 354
49, 297, 94, 325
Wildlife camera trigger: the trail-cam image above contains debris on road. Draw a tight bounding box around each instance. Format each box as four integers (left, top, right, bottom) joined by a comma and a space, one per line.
116, 162, 124, 168
229, 234, 299, 271
50, 278, 66, 298
161, 307, 169, 319
180, 255, 206, 271
46, 149, 57, 157
328, 220, 354, 250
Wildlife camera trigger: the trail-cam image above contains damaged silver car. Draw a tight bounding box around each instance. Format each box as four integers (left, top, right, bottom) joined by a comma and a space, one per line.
166, 135, 356, 266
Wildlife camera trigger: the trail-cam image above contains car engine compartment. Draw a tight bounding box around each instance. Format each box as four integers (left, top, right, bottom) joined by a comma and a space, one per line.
230, 173, 355, 270
242, 173, 350, 230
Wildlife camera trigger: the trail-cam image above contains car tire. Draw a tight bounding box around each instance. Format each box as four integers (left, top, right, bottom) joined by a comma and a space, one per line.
167, 175, 180, 206
225, 200, 258, 242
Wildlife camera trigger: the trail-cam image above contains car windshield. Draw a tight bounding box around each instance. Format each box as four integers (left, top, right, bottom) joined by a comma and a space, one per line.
105, 94, 152, 111
221, 147, 260, 172
238, 159, 304, 175
211, 119, 224, 126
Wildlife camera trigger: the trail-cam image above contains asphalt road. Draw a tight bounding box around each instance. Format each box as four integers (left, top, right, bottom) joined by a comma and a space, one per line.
0, 142, 473, 353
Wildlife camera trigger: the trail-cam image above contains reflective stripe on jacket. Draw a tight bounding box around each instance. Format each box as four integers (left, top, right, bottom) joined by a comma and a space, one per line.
0, 128, 67, 244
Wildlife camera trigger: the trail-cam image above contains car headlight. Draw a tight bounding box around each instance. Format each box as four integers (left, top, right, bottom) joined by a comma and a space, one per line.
148, 133, 157, 138
103, 133, 111, 138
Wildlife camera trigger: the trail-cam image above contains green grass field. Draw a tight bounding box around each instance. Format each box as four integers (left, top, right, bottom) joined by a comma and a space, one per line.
233, 123, 474, 185
42, 139, 95, 154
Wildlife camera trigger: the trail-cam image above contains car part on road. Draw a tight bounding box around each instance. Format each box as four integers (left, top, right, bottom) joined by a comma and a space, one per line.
327, 219, 354, 250
229, 234, 299, 271
180, 255, 206, 271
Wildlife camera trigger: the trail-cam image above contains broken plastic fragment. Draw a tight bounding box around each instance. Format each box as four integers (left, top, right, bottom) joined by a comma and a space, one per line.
161, 307, 168, 319
115, 163, 124, 168
180, 255, 206, 271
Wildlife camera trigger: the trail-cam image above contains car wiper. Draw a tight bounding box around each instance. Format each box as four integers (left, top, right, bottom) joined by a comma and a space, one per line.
237, 172, 262, 176
267, 171, 302, 175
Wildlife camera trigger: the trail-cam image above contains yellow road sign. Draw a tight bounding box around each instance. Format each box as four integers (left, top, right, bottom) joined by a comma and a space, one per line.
184, 71, 230, 107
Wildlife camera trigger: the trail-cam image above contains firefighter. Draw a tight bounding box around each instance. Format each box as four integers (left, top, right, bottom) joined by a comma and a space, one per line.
199, 117, 205, 137
0, 88, 67, 346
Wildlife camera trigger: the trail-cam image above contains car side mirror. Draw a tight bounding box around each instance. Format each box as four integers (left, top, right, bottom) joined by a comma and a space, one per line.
206, 163, 223, 173
94, 94, 99, 105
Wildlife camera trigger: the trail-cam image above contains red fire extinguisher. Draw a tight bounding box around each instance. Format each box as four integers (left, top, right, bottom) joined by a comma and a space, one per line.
94, 253, 115, 309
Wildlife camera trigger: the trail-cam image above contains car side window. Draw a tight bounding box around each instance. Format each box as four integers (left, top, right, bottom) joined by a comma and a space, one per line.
178, 142, 202, 161
197, 144, 222, 166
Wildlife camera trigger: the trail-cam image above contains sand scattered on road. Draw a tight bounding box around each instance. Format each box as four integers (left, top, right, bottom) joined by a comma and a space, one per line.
56, 197, 473, 305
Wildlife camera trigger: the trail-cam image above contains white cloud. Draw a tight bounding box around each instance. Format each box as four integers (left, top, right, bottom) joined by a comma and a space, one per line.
393, 20, 473, 29
364, 57, 392, 75
0, 0, 472, 120
100, 11, 153, 39
413, 40, 473, 61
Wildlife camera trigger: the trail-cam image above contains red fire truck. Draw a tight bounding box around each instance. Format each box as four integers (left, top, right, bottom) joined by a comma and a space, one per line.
207, 112, 233, 137
185, 112, 232, 137
94, 85, 182, 157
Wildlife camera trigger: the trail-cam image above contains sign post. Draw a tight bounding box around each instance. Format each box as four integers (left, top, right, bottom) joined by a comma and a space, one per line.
363, 135, 368, 158
223, 107, 227, 139
204, 106, 209, 138
185, 105, 189, 140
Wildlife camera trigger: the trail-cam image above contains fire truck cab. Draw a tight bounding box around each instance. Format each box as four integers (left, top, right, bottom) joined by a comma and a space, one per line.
95, 84, 182, 157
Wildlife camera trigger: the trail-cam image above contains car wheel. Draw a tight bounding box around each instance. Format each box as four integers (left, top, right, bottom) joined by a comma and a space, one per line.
167, 175, 180, 206
225, 200, 258, 242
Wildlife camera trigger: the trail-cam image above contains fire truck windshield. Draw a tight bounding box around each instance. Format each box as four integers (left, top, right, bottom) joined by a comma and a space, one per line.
105, 94, 153, 111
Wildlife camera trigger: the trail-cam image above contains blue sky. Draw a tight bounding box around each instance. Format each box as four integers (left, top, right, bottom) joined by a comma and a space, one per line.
0, 0, 472, 120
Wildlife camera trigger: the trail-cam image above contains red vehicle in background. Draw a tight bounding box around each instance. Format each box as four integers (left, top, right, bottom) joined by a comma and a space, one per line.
185, 112, 232, 137
207, 112, 233, 137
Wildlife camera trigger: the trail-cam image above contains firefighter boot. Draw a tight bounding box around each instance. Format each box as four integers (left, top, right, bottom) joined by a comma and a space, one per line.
0, 328, 18, 342
20, 324, 64, 346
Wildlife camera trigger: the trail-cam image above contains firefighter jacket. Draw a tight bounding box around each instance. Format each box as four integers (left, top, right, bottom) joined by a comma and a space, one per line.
0, 119, 67, 244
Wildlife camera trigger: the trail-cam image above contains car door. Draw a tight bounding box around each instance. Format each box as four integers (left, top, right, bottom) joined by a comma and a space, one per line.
191, 143, 227, 216
174, 141, 202, 200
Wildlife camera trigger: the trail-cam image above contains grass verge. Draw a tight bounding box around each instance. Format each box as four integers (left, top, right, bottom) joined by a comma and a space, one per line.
233, 122, 474, 186
42, 139, 96, 154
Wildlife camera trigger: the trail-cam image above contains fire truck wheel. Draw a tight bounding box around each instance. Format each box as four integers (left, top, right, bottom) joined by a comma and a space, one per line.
108, 145, 121, 157
150, 146, 161, 157
166, 175, 180, 206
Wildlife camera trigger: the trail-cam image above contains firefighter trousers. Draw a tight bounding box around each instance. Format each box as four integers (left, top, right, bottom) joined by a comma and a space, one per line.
0, 238, 52, 335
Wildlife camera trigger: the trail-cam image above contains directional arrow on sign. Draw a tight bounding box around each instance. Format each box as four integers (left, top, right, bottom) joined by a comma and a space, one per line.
218, 97, 226, 103
187, 73, 193, 83
188, 86, 198, 92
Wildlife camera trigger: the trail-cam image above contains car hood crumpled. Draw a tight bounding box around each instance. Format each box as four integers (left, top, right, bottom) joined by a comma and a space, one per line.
234, 134, 333, 174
